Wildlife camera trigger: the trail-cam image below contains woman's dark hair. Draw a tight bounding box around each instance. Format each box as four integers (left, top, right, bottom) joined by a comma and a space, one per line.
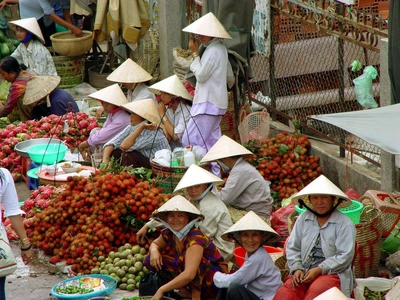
0, 56, 27, 74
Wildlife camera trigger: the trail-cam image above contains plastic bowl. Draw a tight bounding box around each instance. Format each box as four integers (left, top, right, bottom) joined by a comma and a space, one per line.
27, 143, 68, 165
234, 246, 283, 267
14, 138, 62, 158
61, 162, 81, 173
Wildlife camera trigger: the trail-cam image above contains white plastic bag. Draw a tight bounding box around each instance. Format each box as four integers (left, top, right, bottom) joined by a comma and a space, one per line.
354, 277, 400, 300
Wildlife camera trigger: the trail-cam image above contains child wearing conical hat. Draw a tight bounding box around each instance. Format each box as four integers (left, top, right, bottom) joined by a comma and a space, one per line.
181, 12, 234, 176
214, 211, 282, 300
148, 74, 192, 150
102, 98, 170, 168
107, 58, 155, 102
137, 164, 234, 260
9, 18, 57, 76
144, 195, 228, 300
273, 175, 356, 299
201, 135, 273, 224
78, 84, 131, 161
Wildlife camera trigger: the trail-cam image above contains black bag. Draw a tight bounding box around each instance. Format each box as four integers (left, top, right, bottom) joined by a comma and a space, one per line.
139, 271, 175, 297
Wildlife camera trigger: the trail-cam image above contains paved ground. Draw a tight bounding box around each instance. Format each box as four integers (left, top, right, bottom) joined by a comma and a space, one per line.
8, 181, 139, 300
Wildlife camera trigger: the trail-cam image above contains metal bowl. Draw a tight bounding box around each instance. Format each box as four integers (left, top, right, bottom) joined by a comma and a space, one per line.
14, 138, 63, 158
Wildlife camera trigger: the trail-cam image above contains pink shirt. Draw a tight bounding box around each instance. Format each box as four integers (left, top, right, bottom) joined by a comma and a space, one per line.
87, 108, 131, 147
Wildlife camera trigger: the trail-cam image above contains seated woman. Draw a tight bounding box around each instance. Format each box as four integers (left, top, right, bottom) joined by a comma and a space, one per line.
144, 195, 228, 300
102, 98, 170, 168
22, 75, 79, 120
78, 84, 130, 161
137, 164, 234, 261
148, 74, 192, 150
0, 56, 35, 122
273, 175, 356, 300
214, 211, 282, 300
201, 135, 273, 224
9, 17, 57, 76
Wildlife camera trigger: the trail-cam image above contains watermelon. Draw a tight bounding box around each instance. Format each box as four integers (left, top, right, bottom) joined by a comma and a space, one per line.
0, 43, 10, 57
0, 31, 5, 43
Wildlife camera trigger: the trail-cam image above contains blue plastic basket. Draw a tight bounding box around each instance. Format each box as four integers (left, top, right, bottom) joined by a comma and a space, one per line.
295, 200, 364, 224
50, 274, 117, 300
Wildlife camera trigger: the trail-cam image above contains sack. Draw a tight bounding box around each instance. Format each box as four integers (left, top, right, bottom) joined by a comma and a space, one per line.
238, 108, 270, 144
0, 225, 17, 277
354, 277, 400, 300
353, 72, 378, 109
138, 271, 174, 297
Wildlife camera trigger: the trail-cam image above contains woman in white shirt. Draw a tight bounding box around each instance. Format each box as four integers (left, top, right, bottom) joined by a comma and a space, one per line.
149, 74, 192, 150
9, 18, 57, 76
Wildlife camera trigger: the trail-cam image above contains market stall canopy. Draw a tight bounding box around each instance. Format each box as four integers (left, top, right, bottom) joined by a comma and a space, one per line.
310, 104, 400, 154
94, 0, 150, 44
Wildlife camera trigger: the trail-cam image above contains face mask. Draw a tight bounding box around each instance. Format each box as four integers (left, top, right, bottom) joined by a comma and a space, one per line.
217, 160, 231, 173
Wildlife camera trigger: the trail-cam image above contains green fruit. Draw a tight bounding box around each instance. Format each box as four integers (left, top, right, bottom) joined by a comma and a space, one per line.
98, 256, 105, 262
128, 267, 137, 274
131, 245, 140, 255
126, 274, 134, 279
142, 266, 149, 274
134, 261, 143, 272
114, 252, 121, 259
134, 253, 144, 261
140, 247, 147, 255
0, 31, 5, 43
108, 267, 116, 274
9, 45, 16, 54
138, 271, 145, 277
109, 251, 116, 259
125, 260, 132, 267
106, 263, 113, 270
117, 260, 125, 268
131, 257, 137, 265
1, 43, 10, 57
100, 262, 106, 269
113, 258, 120, 264
100, 269, 109, 275
124, 243, 132, 249
91, 268, 100, 274
119, 283, 127, 290
118, 246, 126, 253
121, 277, 128, 283
127, 254, 133, 260
120, 251, 128, 259
135, 282, 140, 289
135, 275, 142, 283
127, 284, 135, 291
127, 278, 135, 285
105, 258, 113, 264
117, 269, 126, 278
121, 266, 129, 272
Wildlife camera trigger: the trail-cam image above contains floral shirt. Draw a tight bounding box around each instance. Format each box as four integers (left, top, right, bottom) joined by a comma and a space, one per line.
12, 40, 57, 76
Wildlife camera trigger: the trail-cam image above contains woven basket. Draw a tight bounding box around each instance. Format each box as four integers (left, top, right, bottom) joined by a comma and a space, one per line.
38, 177, 68, 187
354, 205, 382, 278
135, 28, 160, 77
150, 158, 209, 194
274, 255, 290, 282
50, 30, 93, 57
52, 55, 85, 89
238, 108, 270, 144
287, 211, 299, 234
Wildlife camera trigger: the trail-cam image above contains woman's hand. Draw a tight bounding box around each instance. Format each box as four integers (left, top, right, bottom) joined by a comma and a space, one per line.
71, 25, 83, 37
21, 248, 33, 265
149, 247, 163, 271
136, 225, 149, 245
152, 288, 164, 300
301, 267, 322, 284
292, 270, 305, 287
157, 102, 166, 116
189, 38, 199, 54
144, 122, 159, 131
78, 141, 91, 161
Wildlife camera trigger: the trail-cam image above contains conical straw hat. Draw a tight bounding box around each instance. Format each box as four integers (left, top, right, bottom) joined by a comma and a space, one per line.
221, 211, 280, 245
88, 84, 128, 107
107, 58, 153, 83
291, 175, 352, 209
182, 12, 232, 39
174, 164, 223, 193
122, 98, 160, 124
313, 287, 348, 300
200, 135, 253, 162
152, 195, 204, 222
148, 75, 193, 101
9, 18, 45, 44
22, 76, 60, 105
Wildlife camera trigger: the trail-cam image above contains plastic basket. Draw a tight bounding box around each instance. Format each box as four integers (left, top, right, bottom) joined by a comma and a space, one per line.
295, 200, 363, 224
238, 108, 270, 144
150, 158, 209, 194
50, 274, 117, 300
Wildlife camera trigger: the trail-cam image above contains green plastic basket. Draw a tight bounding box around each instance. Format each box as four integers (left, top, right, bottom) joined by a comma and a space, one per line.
295, 200, 364, 224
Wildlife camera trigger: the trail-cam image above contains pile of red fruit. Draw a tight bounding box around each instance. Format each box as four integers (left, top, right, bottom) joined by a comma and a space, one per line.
27, 171, 170, 274
245, 132, 322, 201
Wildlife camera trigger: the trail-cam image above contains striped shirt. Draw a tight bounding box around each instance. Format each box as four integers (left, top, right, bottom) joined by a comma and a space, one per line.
104, 123, 170, 158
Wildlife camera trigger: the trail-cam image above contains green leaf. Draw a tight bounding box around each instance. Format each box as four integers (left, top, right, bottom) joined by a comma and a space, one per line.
278, 144, 289, 155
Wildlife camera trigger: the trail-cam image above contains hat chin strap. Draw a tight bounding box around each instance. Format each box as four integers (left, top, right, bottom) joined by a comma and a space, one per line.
299, 199, 342, 218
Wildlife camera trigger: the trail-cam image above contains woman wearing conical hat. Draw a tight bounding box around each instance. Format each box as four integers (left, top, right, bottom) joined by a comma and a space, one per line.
22, 75, 79, 120
273, 175, 356, 300
201, 135, 273, 224
214, 211, 282, 300
78, 84, 131, 161
107, 58, 155, 102
148, 74, 192, 150
102, 98, 170, 168
181, 12, 234, 176
137, 164, 234, 260
9, 18, 57, 76
143, 195, 228, 300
